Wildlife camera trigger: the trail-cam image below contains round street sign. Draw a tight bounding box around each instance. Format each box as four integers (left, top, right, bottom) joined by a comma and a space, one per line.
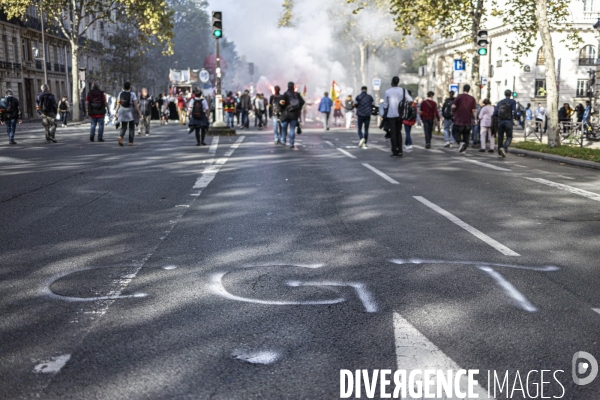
200, 69, 210, 83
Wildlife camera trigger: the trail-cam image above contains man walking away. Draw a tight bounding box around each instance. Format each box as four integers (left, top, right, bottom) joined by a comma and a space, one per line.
86, 82, 109, 142
281, 81, 305, 148
269, 86, 284, 144
36, 84, 58, 143
420, 91, 440, 149
478, 98, 495, 153
239, 90, 252, 129
224, 92, 236, 128
254, 93, 265, 130
333, 97, 343, 127
344, 95, 354, 129
493, 89, 517, 158
115, 82, 142, 146
137, 88, 155, 136
318, 92, 333, 130
575, 103, 584, 123
188, 89, 209, 146
0, 89, 22, 144
57, 95, 69, 127
354, 86, 374, 148
382, 76, 413, 157
558, 103, 571, 134
441, 91, 455, 147
402, 100, 416, 152
583, 100, 592, 134
451, 84, 477, 154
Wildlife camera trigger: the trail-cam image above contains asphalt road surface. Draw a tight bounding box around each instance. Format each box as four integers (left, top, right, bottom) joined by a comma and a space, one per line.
1, 120, 600, 399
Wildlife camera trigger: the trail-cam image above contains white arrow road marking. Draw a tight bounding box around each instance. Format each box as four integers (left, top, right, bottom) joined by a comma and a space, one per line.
394, 313, 493, 399
592, 308, 600, 315
477, 267, 538, 312
33, 354, 71, 374
389, 259, 559, 272
413, 196, 520, 256
337, 148, 357, 159
286, 281, 378, 312
524, 177, 600, 202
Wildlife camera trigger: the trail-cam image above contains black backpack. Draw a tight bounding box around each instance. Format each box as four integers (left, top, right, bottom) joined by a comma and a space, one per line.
191, 99, 206, 120
404, 102, 416, 121
287, 93, 300, 113
442, 98, 454, 119
396, 88, 408, 119
89, 90, 105, 114
39, 93, 55, 113
498, 100, 512, 120
119, 91, 132, 108
0, 97, 9, 113
271, 94, 283, 116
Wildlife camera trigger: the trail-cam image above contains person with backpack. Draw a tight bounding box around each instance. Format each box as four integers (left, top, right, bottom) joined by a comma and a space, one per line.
382, 76, 413, 157
441, 90, 456, 148
420, 91, 440, 149
187, 88, 209, 146
318, 92, 333, 131
493, 89, 517, 157
281, 81, 305, 149
451, 84, 477, 153
57, 95, 70, 127
402, 100, 417, 152
344, 95, 354, 129
114, 81, 142, 146
0, 89, 22, 145
85, 82, 109, 142
224, 92, 236, 128
575, 103, 585, 123
137, 88, 155, 136
478, 98, 495, 153
354, 86, 374, 148
36, 84, 58, 143
333, 97, 343, 127
269, 85, 284, 144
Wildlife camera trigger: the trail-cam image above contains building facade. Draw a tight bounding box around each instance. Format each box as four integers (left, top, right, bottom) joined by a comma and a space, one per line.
424, 0, 599, 109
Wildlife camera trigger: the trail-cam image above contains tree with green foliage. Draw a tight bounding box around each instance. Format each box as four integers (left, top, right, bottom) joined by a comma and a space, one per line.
1, 0, 174, 120
278, 0, 295, 28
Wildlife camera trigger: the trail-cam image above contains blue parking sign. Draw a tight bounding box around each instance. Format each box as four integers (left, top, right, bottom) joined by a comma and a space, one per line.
453, 60, 466, 71
449, 84, 459, 94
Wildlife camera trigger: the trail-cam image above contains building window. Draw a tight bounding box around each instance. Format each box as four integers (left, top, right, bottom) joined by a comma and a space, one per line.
579, 45, 597, 66
2, 35, 9, 62
584, 0, 599, 11
12, 38, 19, 63
577, 79, 590, 97
536, 47, 545, 65
535, 79, 547, 97
496, 47, 502, 67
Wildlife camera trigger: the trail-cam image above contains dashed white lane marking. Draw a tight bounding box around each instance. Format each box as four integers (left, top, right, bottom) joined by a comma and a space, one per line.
452, 157, 511, 172
193, 136, 245, 190
514, 164, 527, 168
477, 267, 537, 312
233, 350, 281, 365
208, 136, 219, 155
412, 144, 444, 154
367, 144, 390, 152
593, 308, 600, 315
362, 163, 400, 184
33, 354, 71, 374
336, 148, 357, 159
525, 177, 600, 202
393, 313, 492, 399
413, 196, 520, 256
556, 175, 575, 180
325, 141, 334, 146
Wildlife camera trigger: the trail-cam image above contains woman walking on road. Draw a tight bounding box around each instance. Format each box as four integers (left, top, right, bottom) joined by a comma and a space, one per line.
344, 95, 354, 129
478, 98, 495, 153
57, 96, 70, 127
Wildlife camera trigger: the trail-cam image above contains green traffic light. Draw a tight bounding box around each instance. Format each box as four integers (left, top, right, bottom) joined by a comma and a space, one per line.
512, 92, 518, 98
213, 29, 222, 38
478, 48, 487, 56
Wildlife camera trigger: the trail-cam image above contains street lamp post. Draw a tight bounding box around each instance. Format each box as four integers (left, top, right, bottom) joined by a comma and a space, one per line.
593, 18, 600, 115
39, 0, 48, 85
213, 37, 226, 128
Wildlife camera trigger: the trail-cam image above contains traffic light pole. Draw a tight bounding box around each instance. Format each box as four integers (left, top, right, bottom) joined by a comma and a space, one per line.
213, 37, 226, 128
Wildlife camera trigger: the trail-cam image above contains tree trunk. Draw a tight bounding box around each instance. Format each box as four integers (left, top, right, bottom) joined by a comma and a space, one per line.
535, 0, 560, 147
471, 0, 484, 101
358, 43, 366, 86
70, 42, 81, 121
351, 51, 358, 95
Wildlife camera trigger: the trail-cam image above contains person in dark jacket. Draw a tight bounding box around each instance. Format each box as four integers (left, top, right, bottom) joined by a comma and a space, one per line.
558, 103, 571, 134
575, 103, 584, 123
36, 84, 58, 143
280, 81, 305, 149
238, 90, 252, 129
0, 89, 22, 144
137, 88, 155, 136
354, 86, 374, 148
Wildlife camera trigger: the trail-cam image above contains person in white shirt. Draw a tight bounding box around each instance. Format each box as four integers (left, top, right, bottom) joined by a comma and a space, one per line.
382, 76, 413, 157
534, 103, 546, 133
254, 93, 265, 130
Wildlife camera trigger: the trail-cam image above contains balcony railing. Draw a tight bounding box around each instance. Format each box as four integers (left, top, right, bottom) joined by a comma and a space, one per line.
35, 60, 42, 69
54, 63, 60, 71
0, 61, 11, 69
579, 57, 597, 66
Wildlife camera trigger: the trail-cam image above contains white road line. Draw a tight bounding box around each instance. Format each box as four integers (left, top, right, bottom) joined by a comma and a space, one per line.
325, 141, 334, 146
477, 267, 537, 312
525, 177, 600, 202
193, 136, 245, 190
412, 144, 444, 154
208, 136, 219, 155
452, 157, 511, 172
514, 164, 527, 168
337, 148, 357, 159
556, 175, 575, 180
368, 144, 390, 152
593, 308, 600, 315
362, 163, 400, 184
393, 313, 493, 399
413, 196, 520, 256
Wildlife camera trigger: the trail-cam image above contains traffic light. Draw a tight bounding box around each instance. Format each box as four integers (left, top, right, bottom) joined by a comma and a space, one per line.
212, 11, 222, 39
512, 92, 518, 98
249, 62, 254, 76
476, 30, 488, 56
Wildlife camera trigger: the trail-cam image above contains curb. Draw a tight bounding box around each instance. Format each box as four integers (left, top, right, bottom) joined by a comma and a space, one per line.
507, 148, 600, 171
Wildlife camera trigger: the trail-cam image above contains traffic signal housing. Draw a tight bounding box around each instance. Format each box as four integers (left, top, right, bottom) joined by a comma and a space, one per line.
212, 11, 223, 39
477, 30, 488, 56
